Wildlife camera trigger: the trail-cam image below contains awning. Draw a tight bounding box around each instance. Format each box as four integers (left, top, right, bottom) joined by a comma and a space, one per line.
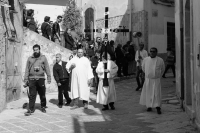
19, 0, 68, 6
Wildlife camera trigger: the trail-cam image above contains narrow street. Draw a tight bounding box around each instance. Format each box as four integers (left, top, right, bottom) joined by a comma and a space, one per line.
0, 76, 197, 133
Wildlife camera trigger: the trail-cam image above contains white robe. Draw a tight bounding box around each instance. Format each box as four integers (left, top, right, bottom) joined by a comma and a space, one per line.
96, 60, 118, 105
139, 56, 165, 108
66, 56, 94, 101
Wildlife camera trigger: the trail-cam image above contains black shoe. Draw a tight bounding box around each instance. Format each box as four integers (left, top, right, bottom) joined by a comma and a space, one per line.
135, 86, 141, 91
156, 107, 162, 114
147, 108, 152, 112
109, 102, 115, 110
65, 100, 71, 106
41, 107, 46, 113
24, 109, 34, 116
102, 105, 109, 111
58, 105, 63, 108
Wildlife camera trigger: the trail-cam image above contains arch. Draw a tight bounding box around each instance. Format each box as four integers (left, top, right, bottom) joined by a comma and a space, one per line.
82, 4, 97, 40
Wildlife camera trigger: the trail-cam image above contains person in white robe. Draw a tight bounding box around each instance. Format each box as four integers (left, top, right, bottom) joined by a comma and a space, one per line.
139, 47, 165, 114
96, 53, 118, 111
66, 48, 94, 109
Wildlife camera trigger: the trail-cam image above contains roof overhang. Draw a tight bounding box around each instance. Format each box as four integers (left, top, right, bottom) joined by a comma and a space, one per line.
19, 0, 68, 6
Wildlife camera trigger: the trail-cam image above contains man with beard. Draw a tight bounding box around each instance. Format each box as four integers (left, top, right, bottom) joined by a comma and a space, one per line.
24, 44, 51, 116
53, 54, 71, 108
66, 48, 94, 109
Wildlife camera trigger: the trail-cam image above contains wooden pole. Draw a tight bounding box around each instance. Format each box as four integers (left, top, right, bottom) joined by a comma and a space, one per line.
103, 7, 109, 87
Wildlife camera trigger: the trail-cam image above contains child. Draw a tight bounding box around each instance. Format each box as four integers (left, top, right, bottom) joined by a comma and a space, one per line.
96, 53, 118, 111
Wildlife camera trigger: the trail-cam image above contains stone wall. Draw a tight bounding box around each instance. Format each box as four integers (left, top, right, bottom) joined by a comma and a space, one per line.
96, 14, 130, 46
95, 10, 148, 48
131, 10, 148, 50
0, 0, 7, 112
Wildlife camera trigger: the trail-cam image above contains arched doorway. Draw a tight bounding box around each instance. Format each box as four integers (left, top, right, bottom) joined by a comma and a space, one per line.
85, 8, 94, 41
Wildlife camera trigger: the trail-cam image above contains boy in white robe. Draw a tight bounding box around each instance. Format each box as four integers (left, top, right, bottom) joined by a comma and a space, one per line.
139, 47, 165, 114
66, 48, 94, 109
96, 53, 118, 111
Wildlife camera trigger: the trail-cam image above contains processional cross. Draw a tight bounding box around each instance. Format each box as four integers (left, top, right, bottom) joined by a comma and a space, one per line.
84, 7, 130, 87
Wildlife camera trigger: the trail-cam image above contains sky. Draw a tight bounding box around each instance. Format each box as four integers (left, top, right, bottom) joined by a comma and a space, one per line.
25, 4, 66, 25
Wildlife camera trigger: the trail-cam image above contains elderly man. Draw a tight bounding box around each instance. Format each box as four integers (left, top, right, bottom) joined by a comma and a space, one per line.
135, 43, 148, 91
139, 47, 165, 114
66, 48, 94, 109
53, 54, 71, 108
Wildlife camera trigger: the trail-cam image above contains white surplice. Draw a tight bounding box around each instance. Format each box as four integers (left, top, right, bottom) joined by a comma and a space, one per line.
66, 56, 94, 101
96, 60, 118, 105
139, 56, 165, 108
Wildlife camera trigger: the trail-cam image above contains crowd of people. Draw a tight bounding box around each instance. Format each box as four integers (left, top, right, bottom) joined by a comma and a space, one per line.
23, 9, 176, 116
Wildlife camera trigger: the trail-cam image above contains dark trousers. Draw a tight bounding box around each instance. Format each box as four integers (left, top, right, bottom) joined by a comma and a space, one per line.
93, 68, 99, 91
123, 63, 128, 76
136, 66, 145, 88
58, 79, 71, 105
163, 64, 175, 77
116, 62, 122, 76
28, 78, 46, 111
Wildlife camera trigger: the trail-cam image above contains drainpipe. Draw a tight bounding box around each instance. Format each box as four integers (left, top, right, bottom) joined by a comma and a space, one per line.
129, 0, 132, 41
180, 0, 185, 110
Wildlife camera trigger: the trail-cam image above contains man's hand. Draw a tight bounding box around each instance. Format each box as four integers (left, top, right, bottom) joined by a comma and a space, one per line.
71, 63, 76, 69
57, 83, 61, 86
48, 80, 51, 84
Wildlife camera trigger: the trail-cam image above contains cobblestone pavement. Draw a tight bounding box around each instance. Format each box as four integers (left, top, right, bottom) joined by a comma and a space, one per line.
0, 76, 198, 133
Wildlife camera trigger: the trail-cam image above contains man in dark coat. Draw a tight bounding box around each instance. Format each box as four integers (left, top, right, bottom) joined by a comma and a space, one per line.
53, 53, 72, 108
52, 15, 62, 44
64, 28, 75, 50
115, 44, 124, 77
41, 16, 52, 40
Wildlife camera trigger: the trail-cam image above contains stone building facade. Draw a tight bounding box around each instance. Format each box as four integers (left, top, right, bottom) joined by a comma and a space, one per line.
175, 0, 200, 129
80, 0, 174, 54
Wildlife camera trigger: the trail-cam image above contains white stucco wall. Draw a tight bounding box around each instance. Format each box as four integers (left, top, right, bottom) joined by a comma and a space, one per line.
145, 0, 175, 53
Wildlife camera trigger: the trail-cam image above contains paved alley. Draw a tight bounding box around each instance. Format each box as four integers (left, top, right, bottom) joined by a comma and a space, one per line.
0, 77, 198, 133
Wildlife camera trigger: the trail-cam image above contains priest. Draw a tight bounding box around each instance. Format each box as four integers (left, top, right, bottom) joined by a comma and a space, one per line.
139, 47, 165, 114
66, 48, 94, 109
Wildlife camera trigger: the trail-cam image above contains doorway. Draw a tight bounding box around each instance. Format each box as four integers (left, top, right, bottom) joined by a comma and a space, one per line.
85, 8, 94, 40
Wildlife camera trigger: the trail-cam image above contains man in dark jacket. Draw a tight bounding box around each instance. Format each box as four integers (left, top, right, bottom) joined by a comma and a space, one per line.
24, 44, 51, 116
64, 28, 75, 50
52, 15, 62, 44
41, 16, 52, 40
90, 51, 101, 94
53, 53, 72, 108
115, 44, 124, 77
162, 50, 176, 78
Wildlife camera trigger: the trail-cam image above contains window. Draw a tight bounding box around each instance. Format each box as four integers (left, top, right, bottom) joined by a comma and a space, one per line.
167, 22, 175, 51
